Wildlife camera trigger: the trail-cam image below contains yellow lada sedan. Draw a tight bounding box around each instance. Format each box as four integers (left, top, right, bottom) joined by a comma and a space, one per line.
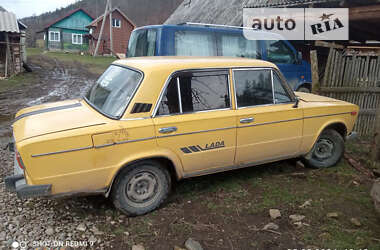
5, 57, 359, 215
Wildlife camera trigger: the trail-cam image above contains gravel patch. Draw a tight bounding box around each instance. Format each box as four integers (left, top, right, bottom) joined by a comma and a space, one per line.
0, 149, 125, 249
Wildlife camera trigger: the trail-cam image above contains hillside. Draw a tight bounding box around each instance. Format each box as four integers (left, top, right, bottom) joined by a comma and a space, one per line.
21, 0, 183, 47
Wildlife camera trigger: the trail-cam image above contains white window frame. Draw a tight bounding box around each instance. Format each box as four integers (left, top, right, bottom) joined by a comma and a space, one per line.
72, 34, 83, 45
112, 18, 121, 28
49, 31, 60, 42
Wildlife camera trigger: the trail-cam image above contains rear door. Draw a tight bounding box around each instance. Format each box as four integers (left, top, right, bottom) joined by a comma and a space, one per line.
233, 68, 303, 165
152, 69, 236, 176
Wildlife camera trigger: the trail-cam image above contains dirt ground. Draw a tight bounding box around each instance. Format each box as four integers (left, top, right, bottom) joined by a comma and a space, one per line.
0, 52, 379, 250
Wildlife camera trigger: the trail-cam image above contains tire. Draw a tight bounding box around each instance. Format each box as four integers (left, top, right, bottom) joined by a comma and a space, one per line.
297, 86, 311, 93
111, 160, 171, 216
301, 129, 345, 169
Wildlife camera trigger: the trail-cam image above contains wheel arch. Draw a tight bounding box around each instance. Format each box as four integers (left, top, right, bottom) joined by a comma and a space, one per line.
104, 150, 183, 197
305, 119, 348, 156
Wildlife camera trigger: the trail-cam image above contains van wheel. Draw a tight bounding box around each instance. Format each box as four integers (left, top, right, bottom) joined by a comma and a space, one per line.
301, 129, 344, 169
111, 160, 171, 216
297, 86, 311, 93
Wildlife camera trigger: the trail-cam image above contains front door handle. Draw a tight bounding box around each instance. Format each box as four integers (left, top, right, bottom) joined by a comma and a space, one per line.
240, 117, 254, 124
159, 126, 177, 134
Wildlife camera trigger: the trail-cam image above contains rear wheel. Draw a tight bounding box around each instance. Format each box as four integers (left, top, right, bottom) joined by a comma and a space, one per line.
302, 129, 344, 169
111, 160, 171, 216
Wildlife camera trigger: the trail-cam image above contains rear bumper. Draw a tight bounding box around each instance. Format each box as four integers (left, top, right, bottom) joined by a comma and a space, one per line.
5, 174, 52, 199
346, 131, 358, 140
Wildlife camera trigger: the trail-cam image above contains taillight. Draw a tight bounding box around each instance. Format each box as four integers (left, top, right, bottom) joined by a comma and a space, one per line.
351, 111, 358, 116
16, 151, 25, 169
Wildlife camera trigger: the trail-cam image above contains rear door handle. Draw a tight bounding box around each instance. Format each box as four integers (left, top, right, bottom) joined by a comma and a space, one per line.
240, 117, 254, 124
159, 126, 177, 134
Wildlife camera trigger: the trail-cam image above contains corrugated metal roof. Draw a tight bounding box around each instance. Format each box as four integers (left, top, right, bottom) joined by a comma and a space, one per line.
165, 0, 342, 26
245, 0, 339, 8
0, 11, 20, 33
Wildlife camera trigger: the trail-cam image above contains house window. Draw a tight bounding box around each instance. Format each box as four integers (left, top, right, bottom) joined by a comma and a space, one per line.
49, 31, 60, 42
72, 34, 83, 45
112, 18, 121, 28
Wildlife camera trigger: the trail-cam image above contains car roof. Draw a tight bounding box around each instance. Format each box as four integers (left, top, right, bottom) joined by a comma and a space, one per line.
113, 56, 277, 72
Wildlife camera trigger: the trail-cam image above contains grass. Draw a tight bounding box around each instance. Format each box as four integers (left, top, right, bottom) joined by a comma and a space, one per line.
0, 48, 115, 93
26, 47, 115, 75
40, 50, 115, 75
0, 71, 38, 93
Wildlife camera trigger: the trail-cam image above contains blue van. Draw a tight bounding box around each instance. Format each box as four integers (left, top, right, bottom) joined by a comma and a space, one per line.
126, 23, 312, 92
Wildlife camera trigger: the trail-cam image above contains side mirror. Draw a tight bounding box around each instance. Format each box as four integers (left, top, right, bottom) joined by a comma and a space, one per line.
297, 51, 303, 64
293, 97, 300, 108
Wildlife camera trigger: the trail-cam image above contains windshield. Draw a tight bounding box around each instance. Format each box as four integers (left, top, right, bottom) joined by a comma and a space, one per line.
85, 65, 143, 118
127, 29, 157, 57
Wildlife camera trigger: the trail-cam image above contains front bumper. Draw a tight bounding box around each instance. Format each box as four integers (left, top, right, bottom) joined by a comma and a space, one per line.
5, 174, 52, 199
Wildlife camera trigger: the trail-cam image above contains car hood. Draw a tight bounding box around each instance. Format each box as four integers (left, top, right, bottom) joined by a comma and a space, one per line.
12, 99, 108, 142
295, 92, 342, 102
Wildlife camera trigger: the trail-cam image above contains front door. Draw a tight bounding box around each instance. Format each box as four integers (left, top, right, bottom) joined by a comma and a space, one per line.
233, 68, 303, 166
152, 69, 236, 176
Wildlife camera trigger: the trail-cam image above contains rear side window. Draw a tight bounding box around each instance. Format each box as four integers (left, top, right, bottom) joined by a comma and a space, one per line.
127, 29, 156, 57
157, 78, 180, 115
156, 70, 230, 116
220, 34, 261, 59
175, 30, 216, 56
179, 73, 230, 112
266, 40, 296, 64
234, 69, 273, 107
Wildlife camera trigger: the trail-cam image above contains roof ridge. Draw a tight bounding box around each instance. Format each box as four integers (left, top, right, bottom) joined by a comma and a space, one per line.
42, 8, 94, 30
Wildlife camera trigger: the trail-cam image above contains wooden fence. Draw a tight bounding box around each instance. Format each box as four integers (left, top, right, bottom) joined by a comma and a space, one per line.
317, 47, 380, 136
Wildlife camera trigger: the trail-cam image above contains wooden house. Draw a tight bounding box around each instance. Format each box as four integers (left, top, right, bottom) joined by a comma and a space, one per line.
0, 7, 27, 78
39, 8, 94, 52
86, 8, 136, 56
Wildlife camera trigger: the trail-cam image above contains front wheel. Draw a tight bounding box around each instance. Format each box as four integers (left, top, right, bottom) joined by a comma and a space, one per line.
301, 129, 344, 169
297, 86, 311, 93
111, 160, 171, 216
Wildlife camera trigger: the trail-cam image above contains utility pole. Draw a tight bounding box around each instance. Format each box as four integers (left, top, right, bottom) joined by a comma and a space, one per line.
93, 0, 110, 56
109, 0, 113, 55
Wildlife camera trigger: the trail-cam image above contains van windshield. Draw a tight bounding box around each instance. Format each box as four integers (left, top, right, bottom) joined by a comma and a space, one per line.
85, 65, 143, 118
127, 29, 157, 57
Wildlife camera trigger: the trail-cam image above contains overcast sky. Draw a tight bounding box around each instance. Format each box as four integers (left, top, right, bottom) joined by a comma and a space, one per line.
2, 0, 78, 18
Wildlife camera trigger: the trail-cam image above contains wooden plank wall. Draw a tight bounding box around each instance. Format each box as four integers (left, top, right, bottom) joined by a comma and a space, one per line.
320, 48, 380, 136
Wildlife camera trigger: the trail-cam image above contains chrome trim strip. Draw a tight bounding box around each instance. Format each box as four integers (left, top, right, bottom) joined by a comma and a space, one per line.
23, 123, 107, 142
14, 102, 82, 122
94, 136, 156, 149
120, 117, 151, 121
31, 146, 93, 158
157, 126, 236, 139
304, 112, 351, 119
239, 117, 302, 128
271, 69, 275, 103
176, 77, 183, 113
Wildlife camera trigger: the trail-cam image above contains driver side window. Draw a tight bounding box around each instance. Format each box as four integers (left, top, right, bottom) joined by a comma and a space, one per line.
273, 72, 292, 104
266, 40, 296, 64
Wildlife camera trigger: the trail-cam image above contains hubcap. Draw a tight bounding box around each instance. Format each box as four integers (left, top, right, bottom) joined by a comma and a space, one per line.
313, 138, 334, 160
126, 171, 158, 203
